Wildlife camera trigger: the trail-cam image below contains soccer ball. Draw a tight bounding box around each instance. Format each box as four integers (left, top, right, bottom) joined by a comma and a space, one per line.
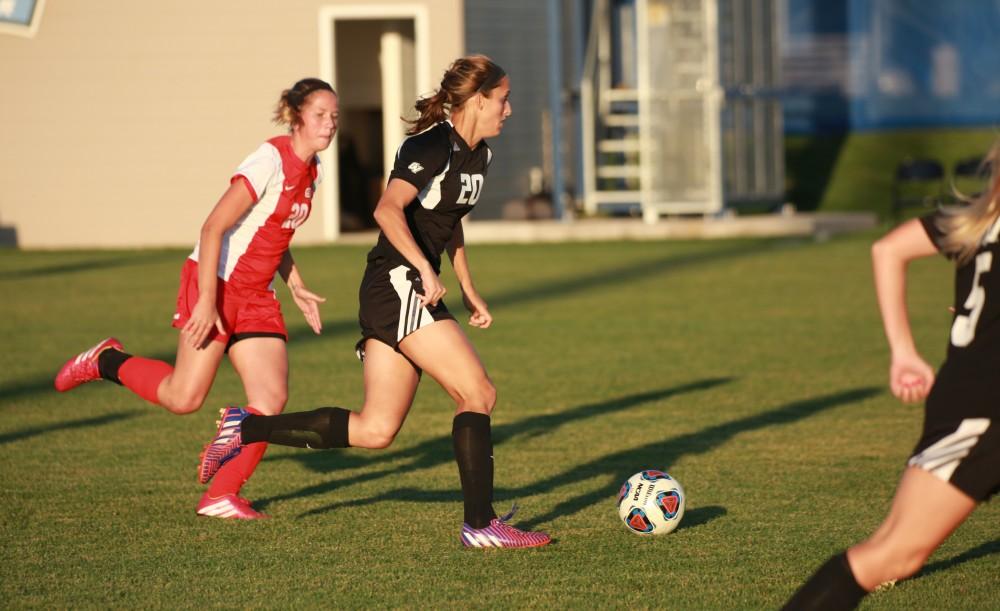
617, 470, 685, 535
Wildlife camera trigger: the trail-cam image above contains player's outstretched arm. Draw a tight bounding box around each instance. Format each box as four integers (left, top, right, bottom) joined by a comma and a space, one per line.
279, 250, 326, 334
373, 179, 446, 307
446, 222, 492, 329
871, 218, 939, 403
185, 181, 257, 348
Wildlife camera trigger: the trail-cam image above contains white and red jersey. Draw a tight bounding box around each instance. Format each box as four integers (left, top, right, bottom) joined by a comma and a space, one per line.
189, 135, 321, 291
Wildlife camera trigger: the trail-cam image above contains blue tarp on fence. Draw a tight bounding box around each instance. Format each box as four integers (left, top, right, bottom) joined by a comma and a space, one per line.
782, 0, 1000, 133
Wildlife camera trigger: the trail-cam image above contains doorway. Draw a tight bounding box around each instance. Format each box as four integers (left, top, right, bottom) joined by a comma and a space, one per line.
318, 5, 431, 239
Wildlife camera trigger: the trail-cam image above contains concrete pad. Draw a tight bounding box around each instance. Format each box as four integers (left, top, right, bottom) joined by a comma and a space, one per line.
333, 212, 878, 245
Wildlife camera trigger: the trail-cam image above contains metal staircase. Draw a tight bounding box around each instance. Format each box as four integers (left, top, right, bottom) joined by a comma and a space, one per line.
581, 0, 783, 223
593, 88, 642, 205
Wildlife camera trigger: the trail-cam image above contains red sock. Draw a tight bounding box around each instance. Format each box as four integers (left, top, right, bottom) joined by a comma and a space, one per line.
118, 357, 173, 404
207, 406, 269, 498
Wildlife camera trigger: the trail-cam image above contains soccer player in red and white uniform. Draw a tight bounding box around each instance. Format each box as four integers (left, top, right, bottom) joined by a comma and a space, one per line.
55, 78, 339, 520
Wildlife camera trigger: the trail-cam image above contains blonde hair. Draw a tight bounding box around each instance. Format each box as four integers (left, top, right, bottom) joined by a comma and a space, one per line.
273, 78, 336, 128
936, 140, 1000, 264
406, 55, 506, 135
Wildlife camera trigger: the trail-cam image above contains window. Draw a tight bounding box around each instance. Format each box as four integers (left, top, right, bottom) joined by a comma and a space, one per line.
0, 0, 45, 38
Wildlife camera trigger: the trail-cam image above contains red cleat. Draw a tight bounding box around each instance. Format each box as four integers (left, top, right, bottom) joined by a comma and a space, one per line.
195, 492, 268, 520
54, 337, 124, 392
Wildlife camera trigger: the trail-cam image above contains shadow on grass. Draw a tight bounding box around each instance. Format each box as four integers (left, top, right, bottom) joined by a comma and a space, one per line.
676, 505, 726, 532
0, 251, 178, 280
0, 411, 140, 445
484, 240, 778, 311
6, 239, 779, 404
915, 537, 1000, 581
254, 378, 732, 512
283, 386, 880, 529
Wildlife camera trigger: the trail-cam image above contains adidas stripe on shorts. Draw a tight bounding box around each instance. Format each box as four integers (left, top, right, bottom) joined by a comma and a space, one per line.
908, 360, 1000, 501
356, 257, 454, 360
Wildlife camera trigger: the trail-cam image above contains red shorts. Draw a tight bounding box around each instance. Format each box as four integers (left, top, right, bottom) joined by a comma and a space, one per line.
172, 258, 287, 348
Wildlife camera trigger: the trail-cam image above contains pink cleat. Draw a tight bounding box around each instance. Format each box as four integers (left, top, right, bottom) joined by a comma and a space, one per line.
460, 505, 551, 549
198, 406, 247, 484
195, 492, 268, 520
54, 337, 124, 392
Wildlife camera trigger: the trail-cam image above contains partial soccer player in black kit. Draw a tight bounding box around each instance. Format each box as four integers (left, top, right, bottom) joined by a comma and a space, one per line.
197, 55, 551, 548
784, 141, 1000, 609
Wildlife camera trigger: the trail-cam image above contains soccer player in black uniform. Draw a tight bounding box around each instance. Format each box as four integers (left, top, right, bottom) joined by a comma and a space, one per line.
198, 55, 551, 548
784, 142, 1000, 609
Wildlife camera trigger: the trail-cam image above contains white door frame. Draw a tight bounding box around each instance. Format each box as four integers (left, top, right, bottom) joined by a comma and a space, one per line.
318, 4, 431, 241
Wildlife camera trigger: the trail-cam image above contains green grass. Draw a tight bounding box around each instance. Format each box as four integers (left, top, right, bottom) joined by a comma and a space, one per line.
1, 236, 998, 609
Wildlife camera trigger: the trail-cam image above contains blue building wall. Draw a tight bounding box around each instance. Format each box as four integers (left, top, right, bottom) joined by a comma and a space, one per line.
783, 0, 1000, 133
464, 1, 552, 219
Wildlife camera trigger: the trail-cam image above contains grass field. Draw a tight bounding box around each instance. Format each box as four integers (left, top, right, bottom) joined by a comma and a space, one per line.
1, 234, 998, 609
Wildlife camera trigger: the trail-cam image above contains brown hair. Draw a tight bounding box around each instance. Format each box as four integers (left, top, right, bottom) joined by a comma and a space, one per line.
937, 140, 1000, 264
406, 55, 506, 135
273, 78, 336, 128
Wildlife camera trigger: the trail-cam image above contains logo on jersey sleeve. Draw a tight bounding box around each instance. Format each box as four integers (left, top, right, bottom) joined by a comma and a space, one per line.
457, 173, 484, 206
408, 162, 424, 174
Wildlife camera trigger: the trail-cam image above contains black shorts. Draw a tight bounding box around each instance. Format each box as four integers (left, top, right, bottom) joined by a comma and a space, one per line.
356, 257, 454, 360
907, 359, 1000, 502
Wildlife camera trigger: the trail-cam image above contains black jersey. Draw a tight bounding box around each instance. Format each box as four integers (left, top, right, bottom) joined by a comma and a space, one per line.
368, 121, 492, 273
920, 212, 1000, 370
914, 212, 1000, 501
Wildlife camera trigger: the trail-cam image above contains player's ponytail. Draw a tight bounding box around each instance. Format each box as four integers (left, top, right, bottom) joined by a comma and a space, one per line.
406, 55, 506, 135
937, 140, 1000, 264
274, 78, 336, 128
409, 89, 450, 134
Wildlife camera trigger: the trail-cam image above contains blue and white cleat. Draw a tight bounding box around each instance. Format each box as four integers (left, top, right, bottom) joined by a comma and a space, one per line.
198, 406, 247, 484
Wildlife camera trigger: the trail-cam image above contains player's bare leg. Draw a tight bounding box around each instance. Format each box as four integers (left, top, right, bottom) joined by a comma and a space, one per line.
398, 319, 495, 417
197, 337, 289, 519
783, 466, 978, 609
154, 335, 227, 414
55, 333, 225, 415
847, 466, 976, 589
229, 337, 289, 416
197, 338, 418, 482
347, 338, 420, 449
399, 320, 550, 548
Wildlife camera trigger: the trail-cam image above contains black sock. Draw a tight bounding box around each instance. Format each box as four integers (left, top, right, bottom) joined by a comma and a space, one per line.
452, 412, 497, 529
782, 552, 868, 611
241, 407, 351, 449
97, 349, 131, 385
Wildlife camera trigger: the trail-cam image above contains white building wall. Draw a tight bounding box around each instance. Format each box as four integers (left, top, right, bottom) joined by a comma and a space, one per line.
0, 0, 462, 248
